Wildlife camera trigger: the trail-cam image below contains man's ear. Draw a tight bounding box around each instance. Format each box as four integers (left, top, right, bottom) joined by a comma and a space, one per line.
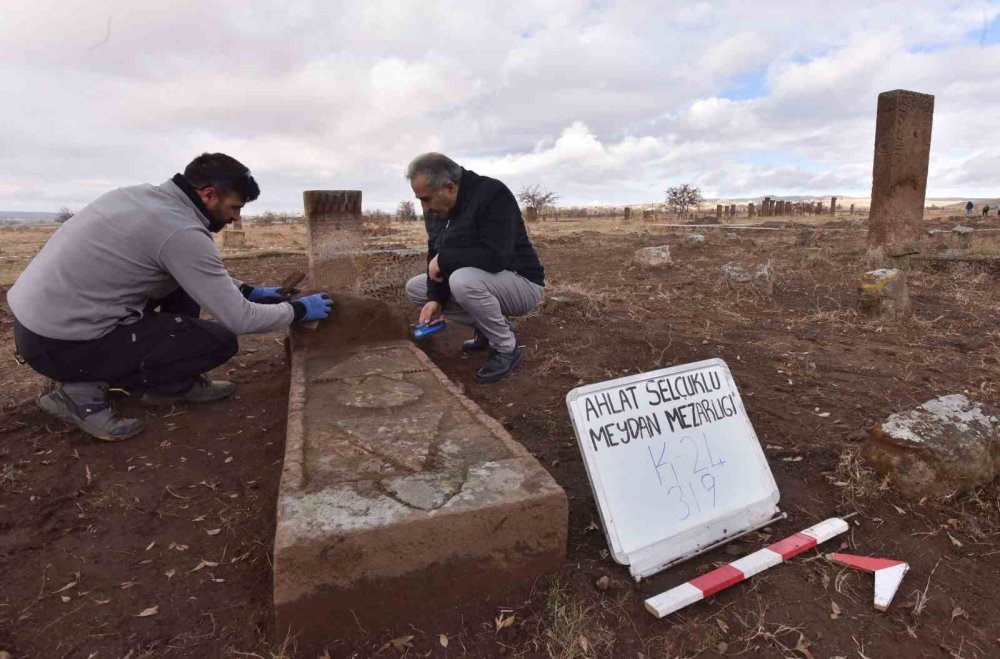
197, 186, 219, 206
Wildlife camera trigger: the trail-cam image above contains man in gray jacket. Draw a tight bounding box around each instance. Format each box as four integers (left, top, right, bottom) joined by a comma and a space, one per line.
8, 153, 333, 441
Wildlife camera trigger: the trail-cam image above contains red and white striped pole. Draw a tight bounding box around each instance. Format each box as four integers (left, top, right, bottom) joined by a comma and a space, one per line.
645, 517, 849, 618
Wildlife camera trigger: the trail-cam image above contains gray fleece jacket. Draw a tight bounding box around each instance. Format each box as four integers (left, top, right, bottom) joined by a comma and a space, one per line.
7, 179, 294, 340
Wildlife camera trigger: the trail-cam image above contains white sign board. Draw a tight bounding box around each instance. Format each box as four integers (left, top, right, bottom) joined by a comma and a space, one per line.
566, 358, 780, 580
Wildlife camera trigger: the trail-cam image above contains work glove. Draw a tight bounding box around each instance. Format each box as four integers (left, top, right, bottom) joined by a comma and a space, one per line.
240, 284, 299, 304
291, 293, 334, 322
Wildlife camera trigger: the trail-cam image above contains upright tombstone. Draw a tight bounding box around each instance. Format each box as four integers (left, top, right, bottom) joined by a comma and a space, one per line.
830, 196, 838, 215
525, 206, 539, 223
762, 197, 771, 217
304, 190, 364, 292
624, 206, 631, 222
729, 204, 736, 218
867, 90, 935, 249
716, 204, 723, 221
850, 203, 855, 215
748, 202, 756, 218
814, 202, 823, 214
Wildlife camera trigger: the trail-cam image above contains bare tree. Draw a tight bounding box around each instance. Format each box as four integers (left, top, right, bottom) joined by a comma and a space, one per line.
516, 184, 560, 217
55, 207, 75, 224
665, 184, 704, 217
396, 200, 417, 221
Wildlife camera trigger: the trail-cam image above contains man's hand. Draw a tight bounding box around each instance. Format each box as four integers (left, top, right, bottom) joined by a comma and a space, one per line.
419, 301, 443, 326
428, 255, 444, 282
291, 293, 334, 323
245, 285, 297, 304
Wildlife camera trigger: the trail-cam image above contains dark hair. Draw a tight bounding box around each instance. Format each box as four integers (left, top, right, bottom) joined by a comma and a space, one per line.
405, 152, 463, 189
183, 152, 260, 202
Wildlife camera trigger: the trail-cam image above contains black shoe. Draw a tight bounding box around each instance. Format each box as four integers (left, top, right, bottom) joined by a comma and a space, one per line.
476, 347, 523, 384
462, 328, 489, 352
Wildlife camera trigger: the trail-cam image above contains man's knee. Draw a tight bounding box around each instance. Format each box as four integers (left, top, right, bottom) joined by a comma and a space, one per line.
405, 274, 428, 305
448, 268, 487, 302
197, 319, 238, 363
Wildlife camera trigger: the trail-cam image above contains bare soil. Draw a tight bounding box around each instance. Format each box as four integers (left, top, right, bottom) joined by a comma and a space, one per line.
2, 217, 999, 658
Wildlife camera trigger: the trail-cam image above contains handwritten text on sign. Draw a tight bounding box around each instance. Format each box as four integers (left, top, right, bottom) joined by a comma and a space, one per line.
580, 369, 736, 522
567, 359, 779, 573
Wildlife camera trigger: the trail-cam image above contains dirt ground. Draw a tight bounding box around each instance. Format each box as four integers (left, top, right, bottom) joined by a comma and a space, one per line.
1, 216, 999, 658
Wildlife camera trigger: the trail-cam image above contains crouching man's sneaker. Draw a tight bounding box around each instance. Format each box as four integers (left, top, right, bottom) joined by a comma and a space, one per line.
38, 382, 144, 442
475, 346, 523, 384
140, 375, 236, 405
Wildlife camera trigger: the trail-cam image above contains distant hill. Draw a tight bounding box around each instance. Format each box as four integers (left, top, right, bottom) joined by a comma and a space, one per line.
0, 211, 59, 223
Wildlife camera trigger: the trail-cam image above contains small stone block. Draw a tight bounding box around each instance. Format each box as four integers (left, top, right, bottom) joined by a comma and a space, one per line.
857, 268, 910, 319
222, 229, 246, 248
634, 245, 673, 268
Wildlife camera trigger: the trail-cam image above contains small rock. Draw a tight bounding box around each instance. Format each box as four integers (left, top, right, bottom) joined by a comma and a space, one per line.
752, 262, 775, 295
857, 269, 910, 319
633, 245, 673, 269
952, 225, 973, 236
685, 234, 707, 247
720, 263, 750, 284
595, 575, 611, 591
863, 394, 1000, 500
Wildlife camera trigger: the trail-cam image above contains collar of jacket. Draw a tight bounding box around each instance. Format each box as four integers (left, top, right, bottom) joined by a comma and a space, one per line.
450, 168, 475, 217
171, 173, 225, 233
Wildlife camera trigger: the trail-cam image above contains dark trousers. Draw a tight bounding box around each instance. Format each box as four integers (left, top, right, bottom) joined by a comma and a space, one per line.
13, 289, 238, 395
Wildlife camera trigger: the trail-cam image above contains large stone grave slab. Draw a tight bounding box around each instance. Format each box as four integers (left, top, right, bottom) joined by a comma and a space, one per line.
274, 293, 567, 646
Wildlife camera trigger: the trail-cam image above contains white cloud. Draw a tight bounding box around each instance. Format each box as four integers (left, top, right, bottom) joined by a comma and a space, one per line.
2, 0, 1000, 212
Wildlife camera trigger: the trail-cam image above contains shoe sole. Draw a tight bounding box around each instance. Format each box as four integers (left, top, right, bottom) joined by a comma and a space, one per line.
38, 395, 144, 442
139, 388, 236, 406
461, 343, 489, 352
475, 351, 524, 384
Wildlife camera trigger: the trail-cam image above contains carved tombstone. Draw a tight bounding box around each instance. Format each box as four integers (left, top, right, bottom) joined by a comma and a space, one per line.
716, 204, 723, 221
867, 90, 935, 249
304, 191, 364, 292
830, 196, 837, 215
748, 202, 756, 218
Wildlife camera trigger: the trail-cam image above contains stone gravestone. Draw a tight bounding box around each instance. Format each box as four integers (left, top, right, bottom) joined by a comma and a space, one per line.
624, 206, 631, 222
830, 196, 837, 215
274, 192, 568, 647
748, 202, 756, 218
525, 206, 538, 222
867, 90, 934, 249
716, 204, 723, 221
857, 269, 910, 319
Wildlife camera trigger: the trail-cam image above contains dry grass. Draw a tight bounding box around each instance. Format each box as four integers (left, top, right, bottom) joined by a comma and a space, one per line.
826, 447, 886, 510
519, 579, 618, 659
1, 461, 23, 491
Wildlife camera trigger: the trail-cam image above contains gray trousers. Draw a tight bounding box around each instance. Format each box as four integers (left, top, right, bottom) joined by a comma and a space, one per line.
405, 268, 544, 352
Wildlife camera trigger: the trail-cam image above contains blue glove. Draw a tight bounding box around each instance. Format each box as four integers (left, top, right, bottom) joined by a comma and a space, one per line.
291, 293, 334, 322
247, 286, 293, 303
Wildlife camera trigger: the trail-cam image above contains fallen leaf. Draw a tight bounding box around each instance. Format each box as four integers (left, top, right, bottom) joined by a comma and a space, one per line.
495, 613, 515, 633
145, 541, 155, 551
192, 515, 206, 522
120, 581, 137, 590
782, 456, 804, 462
165, 569, 176, 580
794, 634, 814, 659
830, 600, 841, 620
716, 618, 729, 634
224, 456, 233, 464
210, 578, 225, 583
136, 605, 159, 617
206, 528, 222, 536
817, 412, 831, 417
439, 634, 449, 648
578, 633, 590, 653
389, 635, 413, 651
190, 560, 219, 573
892, 505, 906, 515
595, 575, 610, 591
94, 599, 111, 605
948, 533, 964, 548
60, 595, 71, 603
951, 606, 967, 622
168, 543, 189, 552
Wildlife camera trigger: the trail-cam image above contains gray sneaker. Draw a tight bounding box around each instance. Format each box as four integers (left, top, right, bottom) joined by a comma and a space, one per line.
140, 376, 236, 405
38, 382, 145, 442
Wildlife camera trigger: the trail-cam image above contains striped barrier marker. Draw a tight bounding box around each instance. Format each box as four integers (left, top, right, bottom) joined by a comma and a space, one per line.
644, 517, 849, 618
829, 553, 908, 611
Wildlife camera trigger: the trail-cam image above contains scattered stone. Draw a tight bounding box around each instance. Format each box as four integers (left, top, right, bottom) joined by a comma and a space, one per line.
721, 263, 751, 284
685, 234, 707, 247
724, 232, 740, 241
863, 394, 1000, 500
633, 245, 673, 269
952, 225, 973, 248
857, 269, 910, 319
951, 225, 973, 236
752, 263, 775, 295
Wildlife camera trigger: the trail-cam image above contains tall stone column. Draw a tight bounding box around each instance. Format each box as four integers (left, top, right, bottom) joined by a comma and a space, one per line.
763, 197, 771, 217
830, 196, 837, 215
304, 190, 364, 292
748, 202, 756, 218
525, 207, 538, 222
850, 203, 855, 214
716, 204, 723, 221
623, 207, 631, 222
867, 90, 934, 248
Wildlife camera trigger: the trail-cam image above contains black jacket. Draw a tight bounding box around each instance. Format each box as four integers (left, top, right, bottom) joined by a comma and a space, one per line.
424, 169, 545, 304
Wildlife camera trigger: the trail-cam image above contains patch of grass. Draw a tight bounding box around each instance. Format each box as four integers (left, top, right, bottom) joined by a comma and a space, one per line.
0, 462, 24, 491
519, 578, 617, 659
826, 447, 886, 507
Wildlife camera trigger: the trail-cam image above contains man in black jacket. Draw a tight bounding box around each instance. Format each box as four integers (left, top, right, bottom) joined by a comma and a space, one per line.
404, 153, 545, 383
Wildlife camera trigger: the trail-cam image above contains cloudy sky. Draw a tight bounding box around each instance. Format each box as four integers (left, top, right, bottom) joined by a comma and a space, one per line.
3, 0, 999, 212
